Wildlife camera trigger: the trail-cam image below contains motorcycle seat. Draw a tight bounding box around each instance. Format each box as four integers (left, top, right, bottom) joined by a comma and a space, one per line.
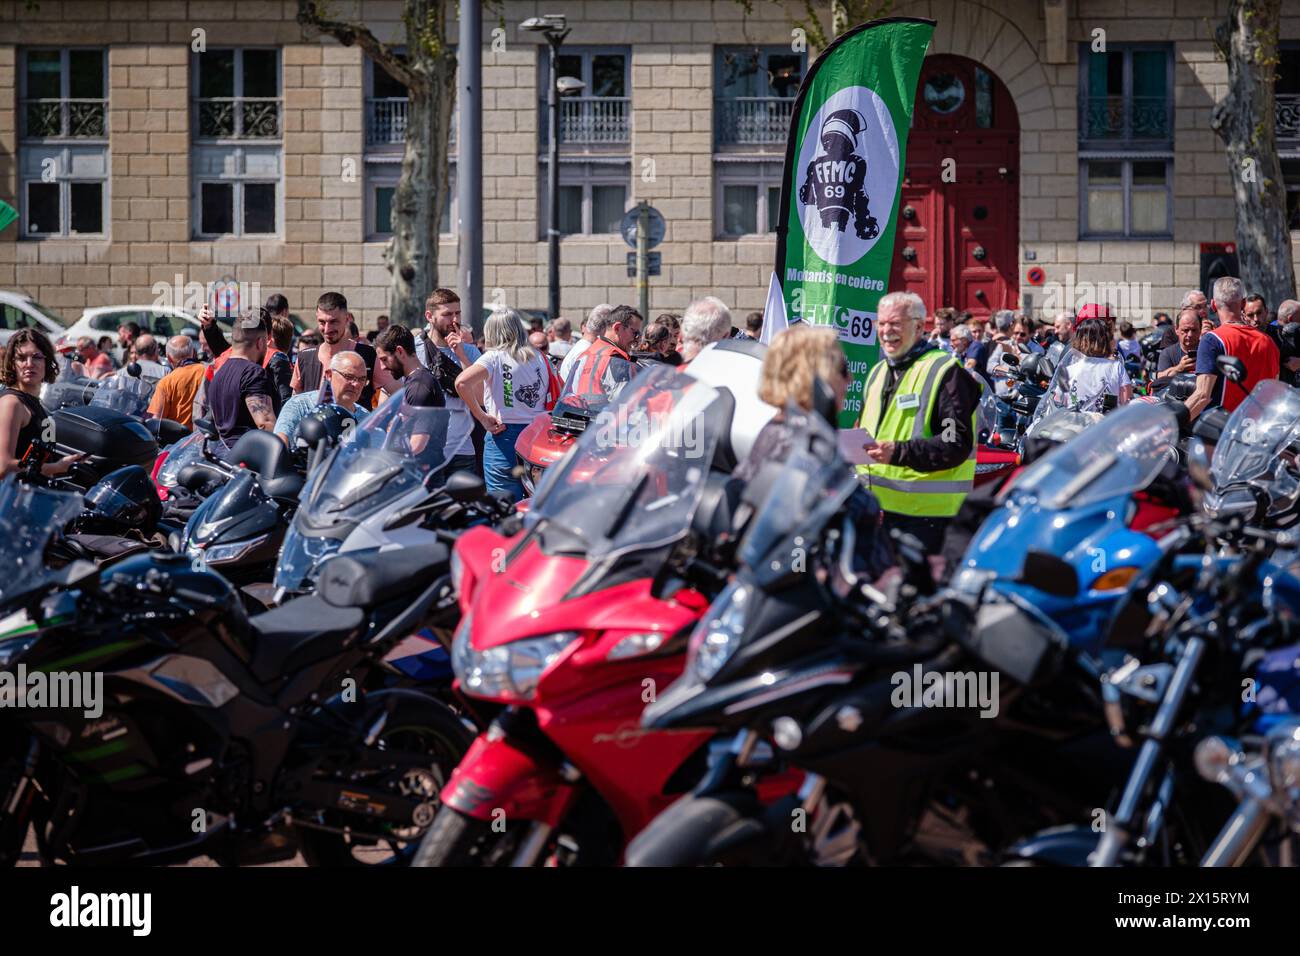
227, 429, 304, 500
248, 594, 364, 683
316, 544, 450, 609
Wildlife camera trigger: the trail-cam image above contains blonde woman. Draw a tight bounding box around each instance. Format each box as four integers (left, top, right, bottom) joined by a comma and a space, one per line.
736, 324, 890, 576
455, 309, 552, 498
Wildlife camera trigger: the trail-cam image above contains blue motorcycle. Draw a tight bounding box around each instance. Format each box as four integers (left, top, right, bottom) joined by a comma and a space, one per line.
952, 401, 1194, 659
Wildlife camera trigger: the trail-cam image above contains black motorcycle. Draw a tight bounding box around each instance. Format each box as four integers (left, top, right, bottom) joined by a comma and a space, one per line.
0, 482, 475, 867
626, 403, 1124, 866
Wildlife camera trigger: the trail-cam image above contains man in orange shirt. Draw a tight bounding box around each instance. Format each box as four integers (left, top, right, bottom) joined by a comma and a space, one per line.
148, 335, 206, 429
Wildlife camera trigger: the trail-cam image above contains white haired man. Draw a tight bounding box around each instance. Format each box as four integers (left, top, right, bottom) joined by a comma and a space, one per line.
858, 290, 983, 553
1181, 288, 1213, 334
680, 296, 732, 362
147, 335, 205, 429
274, 350, 371, 447
1185, 276, 1279, 419
559, 303, 613, 385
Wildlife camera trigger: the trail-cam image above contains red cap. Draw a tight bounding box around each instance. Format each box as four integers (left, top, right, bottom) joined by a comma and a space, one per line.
1074, 303, 1114, 329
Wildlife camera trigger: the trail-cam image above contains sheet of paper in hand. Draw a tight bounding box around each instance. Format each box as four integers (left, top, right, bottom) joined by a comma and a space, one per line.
838, 427, 876, 465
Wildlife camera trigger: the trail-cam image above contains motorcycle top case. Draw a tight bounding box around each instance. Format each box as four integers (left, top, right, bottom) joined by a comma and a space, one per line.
51, 404, 159, 469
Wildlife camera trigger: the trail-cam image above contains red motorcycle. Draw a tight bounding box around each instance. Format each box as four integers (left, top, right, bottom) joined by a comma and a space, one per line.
514, 354, 641, 496
414, 366, 796, 866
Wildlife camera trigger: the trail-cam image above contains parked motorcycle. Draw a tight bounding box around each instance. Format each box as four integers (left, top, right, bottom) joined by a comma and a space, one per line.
413, 363, 796, 866
626, 398, 1123, 866
273, 389, 474, 599
0, 482, 475, 867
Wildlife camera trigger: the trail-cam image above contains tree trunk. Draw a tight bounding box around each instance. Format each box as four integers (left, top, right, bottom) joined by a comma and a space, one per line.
388, 5, 455, 328
1210, 0, 1297, 306
297, 0, 455, 327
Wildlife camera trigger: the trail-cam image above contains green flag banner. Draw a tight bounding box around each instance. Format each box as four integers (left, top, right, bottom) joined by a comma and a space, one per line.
0, 200, 16, 234
774, 17, 935, 427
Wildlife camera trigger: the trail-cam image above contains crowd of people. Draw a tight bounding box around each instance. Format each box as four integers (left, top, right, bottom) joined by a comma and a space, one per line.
1, 275, 1292, 562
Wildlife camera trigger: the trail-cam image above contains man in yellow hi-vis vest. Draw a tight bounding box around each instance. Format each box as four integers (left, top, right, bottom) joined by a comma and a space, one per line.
859, 291, 982, 554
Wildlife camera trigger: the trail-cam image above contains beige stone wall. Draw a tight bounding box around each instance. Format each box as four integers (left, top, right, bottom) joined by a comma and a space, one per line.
1, 0, 1299, 329
899, 0, 1300, 321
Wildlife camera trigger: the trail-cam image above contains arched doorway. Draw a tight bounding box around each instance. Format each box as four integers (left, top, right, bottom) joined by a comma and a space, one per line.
889, 55, 1020, 319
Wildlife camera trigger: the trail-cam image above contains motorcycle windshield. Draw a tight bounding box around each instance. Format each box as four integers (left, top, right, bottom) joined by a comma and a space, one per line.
556, 354, 639, 415
738, 411, 860, 571
527, 364, 721, 561
1210, 379, 1300, 488
1026, 347, 1117, 433
41, 372, 96, 410
976, 378, 997, 437
298, 386, 460, 527
90, 375, 153, 418
1009, 401, 1179, 511
0, 477, 84, 602
156, 431, 206, 488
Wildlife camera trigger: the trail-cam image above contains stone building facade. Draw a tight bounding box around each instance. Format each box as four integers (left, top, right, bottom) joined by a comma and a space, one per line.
1, 0, 1299, 331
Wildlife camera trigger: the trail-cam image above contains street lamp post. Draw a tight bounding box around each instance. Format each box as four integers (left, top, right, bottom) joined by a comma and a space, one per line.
522, 15, 574, 324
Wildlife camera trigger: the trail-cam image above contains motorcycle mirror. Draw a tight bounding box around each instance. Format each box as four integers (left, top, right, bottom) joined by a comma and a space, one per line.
1001, 352, 1020, 366
1215, 354, 1246, 384
1018, 550, 1078, 598
193, 418, 219, 440
444, 470, 487, 503
177, 462, 220, 492
811, 376, 839, 426
1187, 437, 1214, 491
127, 362, 142, 378
1193, 405, 1231, 444
295, 415, 329, 451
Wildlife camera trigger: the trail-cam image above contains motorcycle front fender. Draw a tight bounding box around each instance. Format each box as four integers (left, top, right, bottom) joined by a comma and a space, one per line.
439, 732, 579, 827
1003, 825, 1100, 867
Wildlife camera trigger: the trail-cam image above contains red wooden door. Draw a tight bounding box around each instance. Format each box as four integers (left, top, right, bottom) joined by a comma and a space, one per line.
888, 55, 1020, 319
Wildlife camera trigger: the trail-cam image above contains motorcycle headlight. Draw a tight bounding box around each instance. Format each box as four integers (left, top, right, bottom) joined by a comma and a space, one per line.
0, 634, 39, 668
204, 532, 271, 566
452, 618, 578, 702
951, 567, 995, 597
687, 582, 750, 684
1269, 721, 1300, 792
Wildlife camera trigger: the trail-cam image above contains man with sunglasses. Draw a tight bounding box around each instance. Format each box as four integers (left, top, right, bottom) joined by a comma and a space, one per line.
273, 350, 371, 447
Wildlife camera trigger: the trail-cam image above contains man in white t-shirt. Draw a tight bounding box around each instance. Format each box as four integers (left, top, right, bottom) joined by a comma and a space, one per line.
559, 304, 613, 386
548, 317, 574, 359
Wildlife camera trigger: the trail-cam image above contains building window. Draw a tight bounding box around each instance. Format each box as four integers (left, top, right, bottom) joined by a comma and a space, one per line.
367, 55, 410, 147
540, 162, 629, 236
1283, 159, 1300, 232
714, 46, 804, 149
367, 162, 454, 239
1078, 44, 1172, 239
539, 47, 631, 148
1278, 45, 1300, 153
18, 48, 109, 237
1079, 158, 1171, 238
1079, 44, 1172, 146
192, 49, 282, 237
715, 159, 783, 237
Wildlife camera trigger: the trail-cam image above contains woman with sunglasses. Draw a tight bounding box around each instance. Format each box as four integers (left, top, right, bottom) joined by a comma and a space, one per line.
0, 328, 86, 479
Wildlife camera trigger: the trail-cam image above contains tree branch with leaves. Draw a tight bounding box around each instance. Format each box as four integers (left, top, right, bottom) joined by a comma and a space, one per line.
1210, 0, 1296, 304
297, 0, 456, 327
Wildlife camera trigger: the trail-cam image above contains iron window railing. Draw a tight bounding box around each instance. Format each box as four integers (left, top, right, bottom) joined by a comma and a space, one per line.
714, 96, 795, 147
